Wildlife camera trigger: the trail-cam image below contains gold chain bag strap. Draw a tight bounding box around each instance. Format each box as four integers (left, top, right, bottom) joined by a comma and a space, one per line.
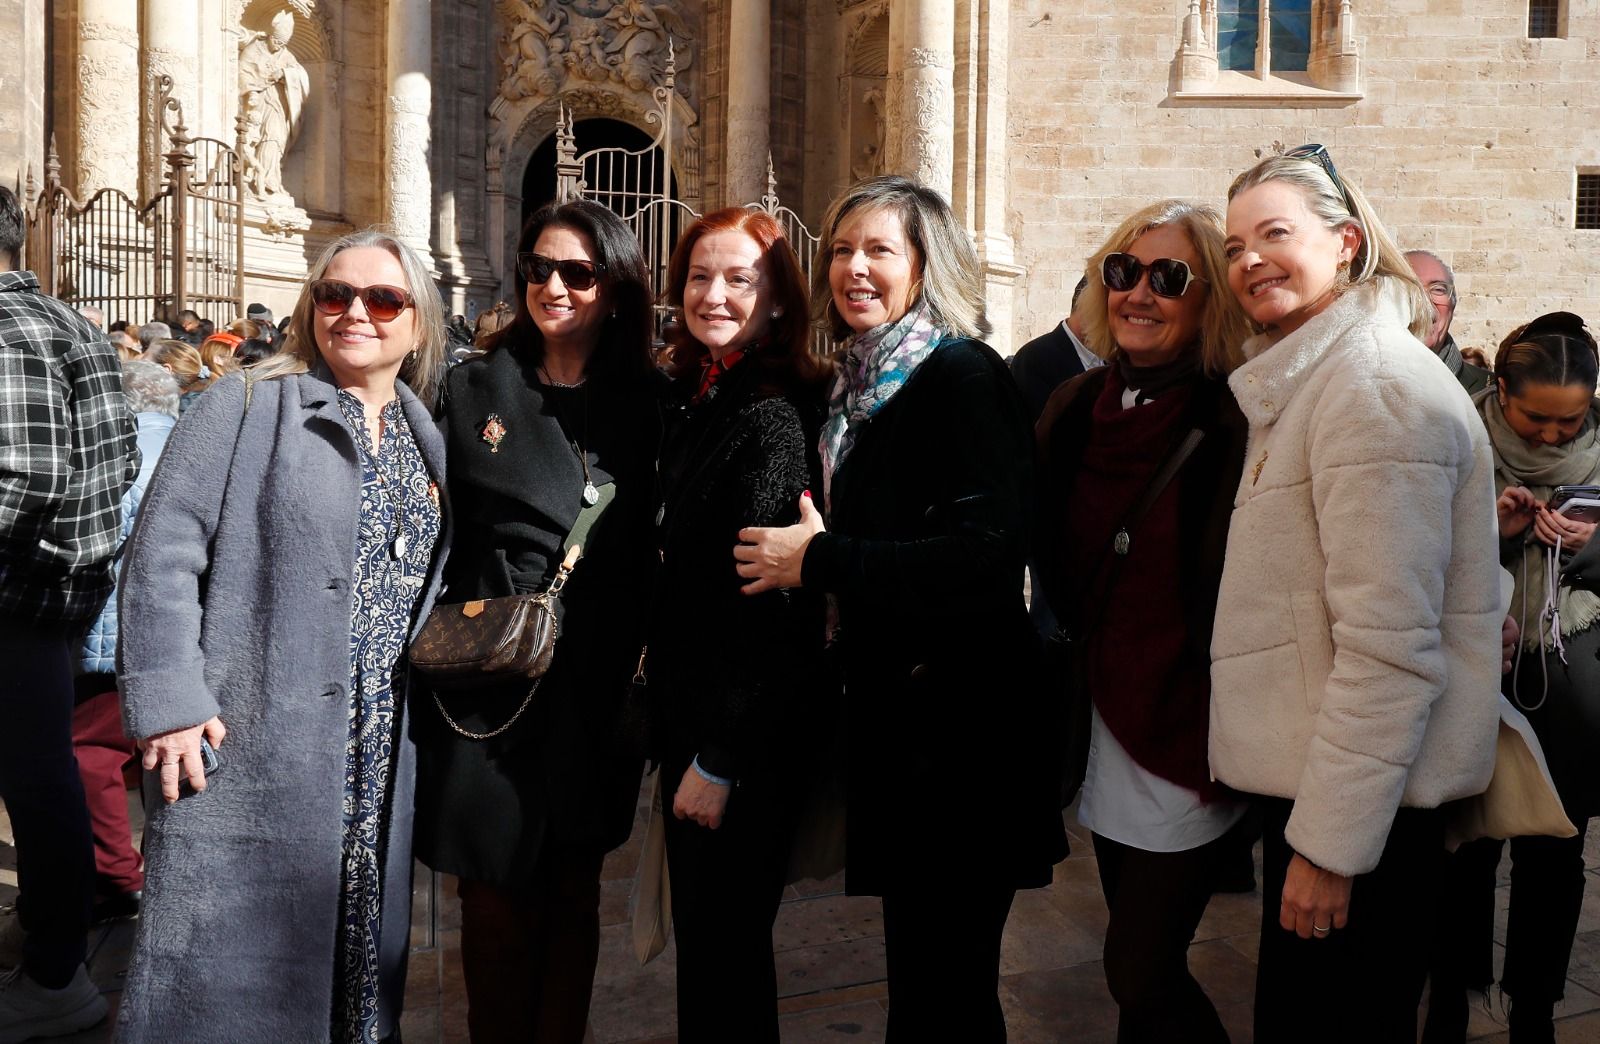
414, 544, 581, 740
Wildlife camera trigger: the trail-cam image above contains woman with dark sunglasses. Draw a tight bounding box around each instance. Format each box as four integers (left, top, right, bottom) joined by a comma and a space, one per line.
1033, 199, 1251, 1044
116, 229, 451, 1042
412, 199, 660, 1043
1211, 148, 1502, 1041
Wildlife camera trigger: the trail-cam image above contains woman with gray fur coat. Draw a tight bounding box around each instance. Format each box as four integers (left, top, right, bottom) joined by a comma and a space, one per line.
115, 230, 451, 1044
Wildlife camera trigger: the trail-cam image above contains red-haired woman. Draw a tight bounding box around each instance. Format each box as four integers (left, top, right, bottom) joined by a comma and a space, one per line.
650, 207, 830, 1041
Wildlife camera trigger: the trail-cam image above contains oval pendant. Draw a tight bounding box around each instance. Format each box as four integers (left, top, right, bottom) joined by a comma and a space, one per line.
582, 482, 600, 507
1113, 529, 1131, 556
393, 534, 408, 559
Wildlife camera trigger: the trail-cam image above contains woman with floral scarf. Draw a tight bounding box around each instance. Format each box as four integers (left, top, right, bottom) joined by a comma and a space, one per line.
734, 175, 1067, 1042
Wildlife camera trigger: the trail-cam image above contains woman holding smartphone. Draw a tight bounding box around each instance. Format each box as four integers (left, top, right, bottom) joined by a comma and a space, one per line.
1476, 311, 1600, 1042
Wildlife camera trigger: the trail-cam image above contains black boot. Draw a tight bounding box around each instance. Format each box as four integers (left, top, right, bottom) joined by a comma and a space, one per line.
1508, 997, 1556, 1044
1421, 978, 1469, 1044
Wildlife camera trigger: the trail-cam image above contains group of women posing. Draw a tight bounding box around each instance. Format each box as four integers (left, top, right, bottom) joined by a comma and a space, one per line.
103, 145, 1581, 1044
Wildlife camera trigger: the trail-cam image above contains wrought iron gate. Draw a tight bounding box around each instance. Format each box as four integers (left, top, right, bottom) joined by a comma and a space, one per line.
23, 75, 246, 324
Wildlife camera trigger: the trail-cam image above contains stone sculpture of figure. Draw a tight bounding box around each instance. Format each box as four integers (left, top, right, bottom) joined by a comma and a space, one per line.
501, 0, 569, 101
603, 0, 691, 91
238, 10, 309, 199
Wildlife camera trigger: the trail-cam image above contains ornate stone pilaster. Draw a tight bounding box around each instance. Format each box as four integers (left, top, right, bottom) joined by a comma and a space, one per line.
1177, 0, 1219, 92
969, 0, 1022, 355
386, 0, 434, 267
76, 0, 141, 197
724, 0, 771, 206
888, 0, 955, 198
142, 0, 201, 200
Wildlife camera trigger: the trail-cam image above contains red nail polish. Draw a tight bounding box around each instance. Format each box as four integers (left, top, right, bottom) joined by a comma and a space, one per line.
802, 490, 812, 498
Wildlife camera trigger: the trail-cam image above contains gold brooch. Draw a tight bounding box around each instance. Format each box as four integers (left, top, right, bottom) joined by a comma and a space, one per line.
480, 414, 508, 453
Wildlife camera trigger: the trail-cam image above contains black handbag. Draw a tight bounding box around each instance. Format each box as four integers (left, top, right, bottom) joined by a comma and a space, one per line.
1053, 427, 1205, 807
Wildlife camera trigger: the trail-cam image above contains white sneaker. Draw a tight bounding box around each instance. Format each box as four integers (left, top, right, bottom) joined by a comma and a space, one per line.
0, 964, 107, 1043
0, 912, 19, 970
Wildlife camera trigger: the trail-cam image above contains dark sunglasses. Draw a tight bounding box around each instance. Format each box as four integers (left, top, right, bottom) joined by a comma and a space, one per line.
1285, 143, 1358, 218
309, 280, 414, 322
518, 253, 605, 292
1100, 253, 1205, 299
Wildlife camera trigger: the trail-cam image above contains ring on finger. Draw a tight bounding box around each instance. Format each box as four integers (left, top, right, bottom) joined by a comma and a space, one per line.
1312, 922, 1331, 935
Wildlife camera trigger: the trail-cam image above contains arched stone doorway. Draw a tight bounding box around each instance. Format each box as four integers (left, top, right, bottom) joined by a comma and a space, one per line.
519, 117, 662, 231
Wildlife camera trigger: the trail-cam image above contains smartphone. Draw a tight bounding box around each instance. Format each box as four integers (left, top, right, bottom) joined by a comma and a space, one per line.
1558, 498, 1600, 524
1548, 485, 1600, 512
175, 738, 222, 797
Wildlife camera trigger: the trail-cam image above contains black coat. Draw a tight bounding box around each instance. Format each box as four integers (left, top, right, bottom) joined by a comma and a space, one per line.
800, 338, 1069, 894
413, 344, 660, 884
650, 363, 828, 781
1010, 322, 1089, 423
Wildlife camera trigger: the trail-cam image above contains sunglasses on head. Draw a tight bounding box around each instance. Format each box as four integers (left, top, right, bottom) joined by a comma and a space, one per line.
1285, 143, 1359, 218
518, 253, 605, 292
1100, 253, 1205, 299
309, 280, 414, 322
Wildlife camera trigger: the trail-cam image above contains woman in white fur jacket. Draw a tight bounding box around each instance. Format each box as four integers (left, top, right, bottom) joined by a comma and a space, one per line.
1211, 147, 1502, 1042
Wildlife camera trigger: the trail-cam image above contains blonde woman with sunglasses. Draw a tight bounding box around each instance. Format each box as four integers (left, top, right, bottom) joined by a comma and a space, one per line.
1033, 199, 1250, 1044
1210, 147, 1501, 1041
116, 229, 451, 1042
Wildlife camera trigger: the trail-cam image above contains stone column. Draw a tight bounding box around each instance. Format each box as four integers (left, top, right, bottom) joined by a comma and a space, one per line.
724, 0, 771, 206
75, 0, 141, 197
142, 0, 201, 200
970, 0, 1022, 355
386, 0, 434, 267
888, 0, 955, 198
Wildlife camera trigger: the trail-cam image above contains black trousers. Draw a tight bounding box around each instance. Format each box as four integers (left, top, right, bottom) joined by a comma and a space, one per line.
0, 620, 93, 989
1254, 797, 1444, 1044
661, 762, 793, 1044
1503, 819, 1591, 1010
1093, 832, 1231, 1044
882, 881, 1016, 1043
456, 848, 606, 1044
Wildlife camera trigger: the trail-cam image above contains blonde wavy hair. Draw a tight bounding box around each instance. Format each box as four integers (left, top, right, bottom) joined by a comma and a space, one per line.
810, 175, 990, 343
250, 228, 446, 405
1077, 200, 1250, 377
1227, 152, 1431, 340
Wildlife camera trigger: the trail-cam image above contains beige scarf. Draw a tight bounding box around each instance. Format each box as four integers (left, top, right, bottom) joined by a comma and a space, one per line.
1478, 390, 1600, 648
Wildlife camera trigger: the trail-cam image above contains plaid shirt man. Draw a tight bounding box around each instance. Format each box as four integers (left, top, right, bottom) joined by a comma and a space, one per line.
0, 270, 139, 622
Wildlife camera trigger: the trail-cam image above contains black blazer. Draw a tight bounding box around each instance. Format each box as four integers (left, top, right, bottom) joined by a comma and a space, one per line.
1011, 322, 1089, 423
649, 362, 827, 782
801, 337, 1069, 894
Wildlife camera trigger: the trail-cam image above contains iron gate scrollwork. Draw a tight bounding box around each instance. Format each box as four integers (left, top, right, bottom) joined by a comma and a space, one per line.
23, 75, 246, 324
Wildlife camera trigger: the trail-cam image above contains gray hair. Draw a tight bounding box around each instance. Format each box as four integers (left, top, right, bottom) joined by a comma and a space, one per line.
121, 359, 181, 418
252, 227, 448, 406
1228, 153, 1432, 340
138, 321, 172, 350
811, 175, 991, 342
77, 304, 105, 330
1405, 249, 1458, 309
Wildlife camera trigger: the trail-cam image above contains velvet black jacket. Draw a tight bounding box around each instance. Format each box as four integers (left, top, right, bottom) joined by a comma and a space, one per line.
649, 361, 828, 782
800, 337, 1069, 894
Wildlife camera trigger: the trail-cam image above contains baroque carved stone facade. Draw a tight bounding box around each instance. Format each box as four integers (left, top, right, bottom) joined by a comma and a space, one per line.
3, 0, 1596, 351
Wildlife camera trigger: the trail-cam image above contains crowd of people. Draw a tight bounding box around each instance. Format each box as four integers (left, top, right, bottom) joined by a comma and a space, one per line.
0, 142, 1594, 1044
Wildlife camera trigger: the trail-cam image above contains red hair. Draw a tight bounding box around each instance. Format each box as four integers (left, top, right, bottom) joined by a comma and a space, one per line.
662, 207, 829, 394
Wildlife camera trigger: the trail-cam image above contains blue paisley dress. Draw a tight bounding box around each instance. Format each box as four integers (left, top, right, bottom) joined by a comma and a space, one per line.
332, 391, 441, 1043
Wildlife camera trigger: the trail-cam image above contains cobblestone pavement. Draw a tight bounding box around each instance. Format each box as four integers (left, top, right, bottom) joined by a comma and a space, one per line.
7, 784, 1600, 1042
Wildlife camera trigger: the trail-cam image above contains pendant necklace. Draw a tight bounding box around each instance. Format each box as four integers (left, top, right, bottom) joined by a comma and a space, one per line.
542, 365, 599, 506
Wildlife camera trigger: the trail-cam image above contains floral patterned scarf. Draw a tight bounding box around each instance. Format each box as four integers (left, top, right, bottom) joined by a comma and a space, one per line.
818, 302, 943, 512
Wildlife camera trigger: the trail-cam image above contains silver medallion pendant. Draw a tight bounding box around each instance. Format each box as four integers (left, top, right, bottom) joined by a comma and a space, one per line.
582, 482, 600, 507
1113, 528, 1131, 556
392, 533, 408, 560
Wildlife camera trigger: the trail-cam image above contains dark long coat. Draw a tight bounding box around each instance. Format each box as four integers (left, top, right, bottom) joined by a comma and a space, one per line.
412, 345, 659, 884
799, 337, 1069, 895
115, 368, 450, 1043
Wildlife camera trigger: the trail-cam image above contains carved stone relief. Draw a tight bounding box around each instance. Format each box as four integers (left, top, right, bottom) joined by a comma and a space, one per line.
497, 0, 695, 106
